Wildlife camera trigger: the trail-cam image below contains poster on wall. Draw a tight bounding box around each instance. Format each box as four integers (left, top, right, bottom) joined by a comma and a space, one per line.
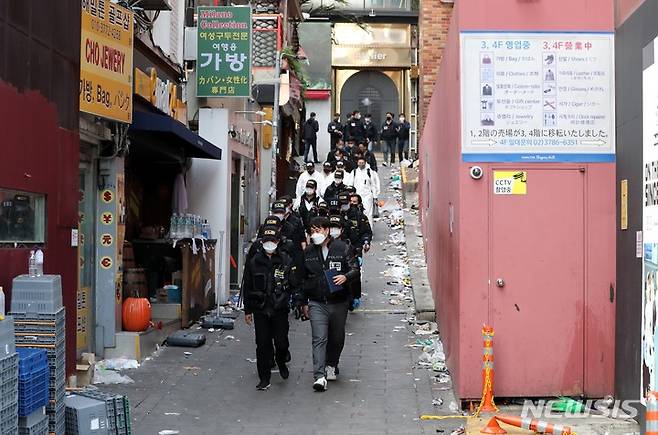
461, 32, 615, 162
642, 37, 658, 402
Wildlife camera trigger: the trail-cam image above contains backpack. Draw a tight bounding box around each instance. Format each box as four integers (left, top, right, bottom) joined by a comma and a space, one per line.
352, 168, 372, 180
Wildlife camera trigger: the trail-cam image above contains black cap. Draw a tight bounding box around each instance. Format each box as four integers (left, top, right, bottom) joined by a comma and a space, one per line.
334, 169, 344, 178
261, 225, 280, 242
336, 161, 345, 168
271, 201, 286, 213
279, 195, 293, 206
346, 186, 356, 194
323, 161, 333, 169
338, 192, 350, 204
306, 179, 317, 189
310, 112, 316, 117
318, 202, 328, 211
306, 162, 314, 169
263, 215, 282, 227
328, 215, 343, 228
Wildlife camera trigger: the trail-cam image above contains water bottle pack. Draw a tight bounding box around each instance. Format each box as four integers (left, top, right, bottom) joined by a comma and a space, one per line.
169, 213, 212, 240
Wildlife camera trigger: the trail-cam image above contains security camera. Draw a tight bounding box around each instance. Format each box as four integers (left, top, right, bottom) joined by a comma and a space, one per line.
470, 166, 483, 180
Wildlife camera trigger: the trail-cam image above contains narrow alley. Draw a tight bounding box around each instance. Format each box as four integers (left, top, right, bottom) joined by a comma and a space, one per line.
102, 166, 463, 435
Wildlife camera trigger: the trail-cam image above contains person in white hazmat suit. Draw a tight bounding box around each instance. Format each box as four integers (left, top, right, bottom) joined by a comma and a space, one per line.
296, 162, 324, 202
349, 155, 380, 228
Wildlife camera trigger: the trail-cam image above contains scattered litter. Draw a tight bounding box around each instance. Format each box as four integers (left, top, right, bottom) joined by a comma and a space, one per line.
93, 367, 134, 385
448, 401, 460, 413
184, 352, 192, 356
164, 412, 180, 416
450, 427, 465, 435
183, 366, 200, 371
415, 322, 439, 335
208, 328, 215, 333
224, 335, 235, 340
97, 358, 139, 371
434, 373, 452, 384
159, 431, 180, 435
432, 398, 444, 407
349, 379, 362, 382
246, 358, 257, 363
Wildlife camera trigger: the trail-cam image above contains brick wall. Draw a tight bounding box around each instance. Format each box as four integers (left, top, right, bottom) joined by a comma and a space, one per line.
419, 0, 454, 130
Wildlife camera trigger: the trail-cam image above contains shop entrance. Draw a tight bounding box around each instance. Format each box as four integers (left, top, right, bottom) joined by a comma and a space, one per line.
490, 168, 585, 397
77, 155, 96, 356
340, 70, 399, 128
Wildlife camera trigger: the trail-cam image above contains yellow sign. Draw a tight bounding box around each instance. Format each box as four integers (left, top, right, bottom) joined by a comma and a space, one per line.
80, 1, 134, 123
621, 179, 628, 230
134, 67, 187, 124
76, 286, 90, 350
493, 171, 527, 195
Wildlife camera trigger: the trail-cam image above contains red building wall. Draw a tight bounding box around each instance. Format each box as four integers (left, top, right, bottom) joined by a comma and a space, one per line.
0, 1, 81, 374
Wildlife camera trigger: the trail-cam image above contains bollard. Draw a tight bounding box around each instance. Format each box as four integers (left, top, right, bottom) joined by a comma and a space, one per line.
475, 324, 498, 415
648, 392, 658, 435
495, 415, 572, 435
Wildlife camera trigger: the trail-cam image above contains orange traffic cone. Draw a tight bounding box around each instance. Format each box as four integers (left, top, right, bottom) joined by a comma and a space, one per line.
480, 417, 507, 434
495, 415, 572, 435
476, 325, 498, 415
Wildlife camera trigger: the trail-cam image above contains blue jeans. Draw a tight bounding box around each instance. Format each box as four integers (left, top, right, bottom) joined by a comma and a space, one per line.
398, 139, 409, 161
383, 140, 396, 163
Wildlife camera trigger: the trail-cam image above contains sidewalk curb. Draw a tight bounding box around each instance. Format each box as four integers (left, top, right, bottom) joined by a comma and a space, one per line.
400, 168, 435, 322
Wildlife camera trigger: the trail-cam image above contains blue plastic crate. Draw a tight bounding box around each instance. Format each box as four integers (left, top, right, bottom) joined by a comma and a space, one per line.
17, 349, 48, 379
18, 368, 48, 417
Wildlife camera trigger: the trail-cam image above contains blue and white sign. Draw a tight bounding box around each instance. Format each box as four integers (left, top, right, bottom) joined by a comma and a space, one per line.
460, 32, 615, 162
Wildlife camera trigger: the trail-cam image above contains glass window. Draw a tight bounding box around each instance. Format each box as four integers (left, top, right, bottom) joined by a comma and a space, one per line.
0, 189, 46, 244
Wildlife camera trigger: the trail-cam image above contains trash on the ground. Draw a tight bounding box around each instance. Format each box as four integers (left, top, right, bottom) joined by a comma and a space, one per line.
201, 314, 235, 330
415, 322, 439, 335
96, 358, 139, 371
224, 335, 235, 340
208, 328, 215, 332
92, 367, 134, 385
349, 379, 362, 382
164, 412, 181, 416
432, 398, 444, 407
159, 431, 180, 435
166, 330, 207, 347
434, 373, 452, 384
450, 427, 465, 435
246, 358, 257, 363
448, 401, 460, 413
552, 396, 585, 413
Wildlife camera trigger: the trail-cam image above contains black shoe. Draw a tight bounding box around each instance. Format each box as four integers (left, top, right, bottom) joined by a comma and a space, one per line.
278, 363, 289, 380
314, 160, 321, 164
256, 380, 271, 390
271, 359, 276, 369
285, 350, 291, 363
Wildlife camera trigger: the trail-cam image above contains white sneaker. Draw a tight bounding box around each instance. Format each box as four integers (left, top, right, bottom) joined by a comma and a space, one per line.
313, 377, 328, 391
326, 366, 337, 381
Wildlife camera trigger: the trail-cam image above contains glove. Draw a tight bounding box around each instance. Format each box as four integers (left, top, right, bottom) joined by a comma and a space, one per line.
351, 298, 361, 310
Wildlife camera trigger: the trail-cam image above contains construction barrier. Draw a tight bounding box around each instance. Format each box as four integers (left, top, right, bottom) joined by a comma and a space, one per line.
648, 392, 658, 435
480, 416, 507, 434
475, 324, 498, 415
495, 415, 572, 435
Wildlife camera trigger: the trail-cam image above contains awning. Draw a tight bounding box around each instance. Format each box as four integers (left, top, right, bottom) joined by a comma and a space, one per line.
129, 110, 222, 160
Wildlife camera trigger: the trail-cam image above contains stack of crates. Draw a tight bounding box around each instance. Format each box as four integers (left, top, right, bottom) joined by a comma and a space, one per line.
17, 348, 48, 435
11, 275, 66, 435
64, 395, 108, 435
77, 389, 131, 435
18, 408, 48, 435
0, 317, 20, 435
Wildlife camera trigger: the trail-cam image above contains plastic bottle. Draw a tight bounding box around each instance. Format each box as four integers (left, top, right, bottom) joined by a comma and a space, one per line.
35, 249, 44, 276
28, 250, 37, 277
201, 220, 210, 239
170, 213, 179, 239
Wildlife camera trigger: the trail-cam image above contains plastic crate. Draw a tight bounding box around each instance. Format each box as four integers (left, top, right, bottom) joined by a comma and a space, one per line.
15, 332, 65, 347
19, 407, 48, 435
0, 318, 16, 357
10, 310, 65, 323
17, 349, 48, 377
1, 400, 19, 433
10, 276, 63, 314
18, 368, 48, 417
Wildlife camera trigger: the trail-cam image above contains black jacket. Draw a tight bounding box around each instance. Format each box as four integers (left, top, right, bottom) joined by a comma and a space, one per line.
345, 206, 372, 253
344, 118, 365, 143
380, 120, 398, 140
303, 118, 319, 141
363, 150, 378, 172
364, 121, 378, 142
327, 121, 343, 145
299, 239, 360, 304
242, 247, 296, 315
323, 182, 347, 202
298, 194, 321, 230
397, 121, 411, 141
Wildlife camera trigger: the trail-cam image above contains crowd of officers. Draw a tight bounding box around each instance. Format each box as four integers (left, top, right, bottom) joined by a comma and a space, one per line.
241, 140, 381, 392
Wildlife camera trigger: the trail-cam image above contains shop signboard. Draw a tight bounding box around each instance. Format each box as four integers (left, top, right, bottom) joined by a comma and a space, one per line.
197, 6, 252, 98
460, 32, 615, 162
80, 0, 134, 123
642, 36, 658, 403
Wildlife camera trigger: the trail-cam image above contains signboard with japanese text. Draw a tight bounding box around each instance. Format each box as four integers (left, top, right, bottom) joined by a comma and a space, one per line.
80, 0, 134, 123
493, 171, 527, 195
461, 32, 615, 162
642, 36, 658, 403
197, 6, 252, 98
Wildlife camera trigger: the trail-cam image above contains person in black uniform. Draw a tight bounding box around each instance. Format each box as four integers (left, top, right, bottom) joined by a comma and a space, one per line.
327, 113, 343, 150
344, 111, 365, 144
380, 112, 398, 166
243, 224, 296, 390
363, 114, 378, 152
323, 169, 347, 202
297, 179, 322, 230
303, 112, 320, 163
345, 193, 373, 310
316, 201, 329, 217
271, 200, 306, 268
358, 142, 378, 172
297, 217, 360, 391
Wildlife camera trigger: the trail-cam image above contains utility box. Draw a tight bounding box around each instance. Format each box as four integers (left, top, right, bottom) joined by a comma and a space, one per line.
65, 395, 108, 435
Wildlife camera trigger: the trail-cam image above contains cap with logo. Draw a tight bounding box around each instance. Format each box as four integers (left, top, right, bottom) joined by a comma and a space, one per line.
263, 216, 282, 227
271, 201, 287, 213
334, 169, 345, 179
261, 225, 280, 242
306, 179, 317, 189
323, 161, 333, 169
337, 192, 350, 204
306, 162, 314, 169
328, 215, 343, 228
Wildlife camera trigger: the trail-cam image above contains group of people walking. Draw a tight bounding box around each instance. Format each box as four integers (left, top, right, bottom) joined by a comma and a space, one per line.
303, 110, 411, 166
241, 156, 377, 392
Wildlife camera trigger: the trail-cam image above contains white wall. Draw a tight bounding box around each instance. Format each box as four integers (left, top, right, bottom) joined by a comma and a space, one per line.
187, 109, 231, 304
306, 99, 332, 162
151, 0, 185, 66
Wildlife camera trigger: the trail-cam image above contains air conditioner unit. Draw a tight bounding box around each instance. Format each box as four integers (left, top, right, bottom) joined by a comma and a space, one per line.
135, 0, 172, 11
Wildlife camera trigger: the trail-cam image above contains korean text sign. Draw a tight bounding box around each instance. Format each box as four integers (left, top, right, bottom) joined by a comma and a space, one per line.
197, 6, 252, 98
80, 0, 134, 123
460, 32, 615, 162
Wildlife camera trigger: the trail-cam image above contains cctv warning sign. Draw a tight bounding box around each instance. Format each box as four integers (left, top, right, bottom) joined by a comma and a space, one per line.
494, 171, 527, 195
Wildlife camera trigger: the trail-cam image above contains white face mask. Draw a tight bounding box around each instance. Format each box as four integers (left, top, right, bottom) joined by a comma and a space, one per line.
399, 117, 405, 122
311, 232, 326, 245
341, 204, 349, 211
306, 188, 315, 196
262, 241, 278, 254
335, 178, 343, 185
329, 228, 342, 238
273, 213, 285, 220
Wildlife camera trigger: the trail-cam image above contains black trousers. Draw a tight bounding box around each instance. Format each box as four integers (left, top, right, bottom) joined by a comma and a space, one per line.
304, 139, 318, 162
254, 311, 289, 382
